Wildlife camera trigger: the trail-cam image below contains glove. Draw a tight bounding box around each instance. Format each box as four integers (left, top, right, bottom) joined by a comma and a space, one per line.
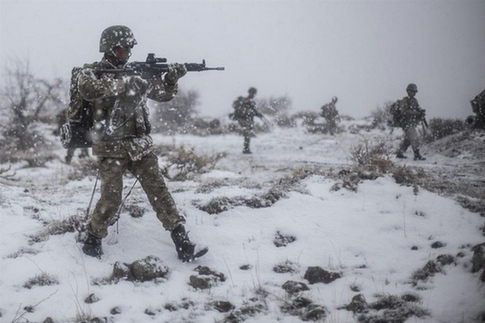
164, 63, 187, 85
123, 75, 148, 95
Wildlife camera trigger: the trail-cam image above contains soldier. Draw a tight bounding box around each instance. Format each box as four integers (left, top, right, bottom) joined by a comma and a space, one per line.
78, 25, 205, 261
320, 96, 340, 135
232, 87, 263, 154
470, 89, 485, 130
55, 108, 90, 164
395, 83, 427, 160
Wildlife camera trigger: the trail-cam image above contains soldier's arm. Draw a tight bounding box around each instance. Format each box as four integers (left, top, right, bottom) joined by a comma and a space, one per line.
147, 76, 178, 102
78, 67, 125, 101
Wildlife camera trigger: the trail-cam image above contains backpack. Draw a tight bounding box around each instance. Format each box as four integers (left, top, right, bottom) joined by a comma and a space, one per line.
230, 96, 246, 120
60, 67, 94, 148
389, 101, 403, 128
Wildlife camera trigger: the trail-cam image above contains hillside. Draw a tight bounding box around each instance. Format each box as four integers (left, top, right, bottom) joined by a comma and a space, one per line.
1, 119, 484, 323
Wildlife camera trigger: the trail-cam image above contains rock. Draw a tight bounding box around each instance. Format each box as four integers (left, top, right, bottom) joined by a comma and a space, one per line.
436, 254, 454, 266
274, 231, 296, 247
84, 293, 99, 304
111, 262, 130, 281
282, 281, 309, 295
189, 266, 225, 289
129, 256, 169, 282
431, 241, 445, 249
110, 307, 122, 315
211, 300, 235, 313
345, 294, 367, 313
304, 266, 342, 284
189, 275, 211, 289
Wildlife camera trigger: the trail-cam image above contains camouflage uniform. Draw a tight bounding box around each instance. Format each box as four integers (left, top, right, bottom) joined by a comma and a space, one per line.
78, 58, 186, 239
56, 108, 89, 164
233, 88, 262, 154
470, 89, 485, 130
395, 89, 426, 160
320, 97, 339, 135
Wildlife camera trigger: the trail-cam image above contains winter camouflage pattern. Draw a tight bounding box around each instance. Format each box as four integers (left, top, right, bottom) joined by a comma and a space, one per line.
395, 95, 426, 158
320, 100, 340, 135
232, 93, 263, 153
78, 58, 185, 237
395, 96, 426, 129
233, 96, 262, 137
470, 89, 485, 130
99, 25, 137, 53
86, 153, 185, 238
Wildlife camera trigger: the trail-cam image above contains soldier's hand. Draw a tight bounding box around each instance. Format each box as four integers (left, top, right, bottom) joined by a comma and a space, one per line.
123, 75, 148, 95
164, 63, 187, 85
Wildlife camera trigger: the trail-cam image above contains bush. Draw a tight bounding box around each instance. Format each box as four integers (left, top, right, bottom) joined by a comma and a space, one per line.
24, 273, 59, 289
162, 145, 225, 181
349, 136, 393, 172
423, 117, 466, 143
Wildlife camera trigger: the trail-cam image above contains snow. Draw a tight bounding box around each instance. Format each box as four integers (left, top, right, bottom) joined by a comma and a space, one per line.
1, 122, 484, 323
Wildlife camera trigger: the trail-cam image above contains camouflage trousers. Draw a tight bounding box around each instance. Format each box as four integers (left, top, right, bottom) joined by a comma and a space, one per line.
397, 126, 420, 155
87, 152, 185, 238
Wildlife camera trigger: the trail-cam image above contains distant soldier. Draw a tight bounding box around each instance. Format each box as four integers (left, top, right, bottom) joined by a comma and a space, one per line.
469, 89, 485, 130
231, 87, 263, 154
55, 108, 89, 164
395, 83, 427, 160
320, 96, 340, 135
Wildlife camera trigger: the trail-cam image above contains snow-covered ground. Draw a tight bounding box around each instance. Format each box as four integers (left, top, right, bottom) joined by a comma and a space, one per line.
1, 121, 484, 323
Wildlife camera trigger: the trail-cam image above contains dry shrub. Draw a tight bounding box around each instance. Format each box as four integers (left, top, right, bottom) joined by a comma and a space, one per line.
163, 145, 225, 181
29, 214, 85, 244
392, 165, 424, 186
24, 273, 59, 289
357, 294, 429, 323
423, 117, 466, 143
350, 136, 393, 171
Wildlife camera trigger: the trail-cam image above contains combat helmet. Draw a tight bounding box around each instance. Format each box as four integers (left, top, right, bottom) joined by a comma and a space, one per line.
406, 83, 418, 92
248, 87, 257, 95
99, 25, 137, 53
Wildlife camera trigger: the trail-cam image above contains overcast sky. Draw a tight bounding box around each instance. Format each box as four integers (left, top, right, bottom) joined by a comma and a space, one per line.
1, 0, 484, 119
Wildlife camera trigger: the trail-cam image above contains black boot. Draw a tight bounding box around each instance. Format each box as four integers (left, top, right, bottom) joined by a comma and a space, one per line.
82, 233, 103, 258
171, 225, 196, 262
396, 153, 407, 159
414, 150, 426, 161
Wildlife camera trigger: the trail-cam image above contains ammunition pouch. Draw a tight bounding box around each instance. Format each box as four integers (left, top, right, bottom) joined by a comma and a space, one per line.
60, 122, 93, 148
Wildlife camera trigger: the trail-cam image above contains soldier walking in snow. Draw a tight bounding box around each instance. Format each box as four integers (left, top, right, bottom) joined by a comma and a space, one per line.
231, 87, 263, 154
78, 25, 205, 261
320, 96, 340, 135
394, 83, 427, 160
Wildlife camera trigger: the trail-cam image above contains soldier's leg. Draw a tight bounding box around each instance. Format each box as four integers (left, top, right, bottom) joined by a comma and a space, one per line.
130, 153, 185, 231
87, 157, 127, 238
65, 148, 75, 164
408, 127, 425, 160
243, 136, 251, 154
397, 130, 411, 158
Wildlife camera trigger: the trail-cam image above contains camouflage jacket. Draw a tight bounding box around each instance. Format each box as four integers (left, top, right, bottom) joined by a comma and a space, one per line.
78, 58, 178, 160
471, 89, 485, 116
233, 96, 262, 124
321, 103, 339, 121
397, 96, 425, 128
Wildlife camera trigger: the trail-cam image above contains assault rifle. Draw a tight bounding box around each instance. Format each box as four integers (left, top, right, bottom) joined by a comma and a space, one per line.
96, 53, 225, 76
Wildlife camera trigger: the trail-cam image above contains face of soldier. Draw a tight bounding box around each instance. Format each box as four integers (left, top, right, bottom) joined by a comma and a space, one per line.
113, 46, 132, 64
407, 90, 417, 98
